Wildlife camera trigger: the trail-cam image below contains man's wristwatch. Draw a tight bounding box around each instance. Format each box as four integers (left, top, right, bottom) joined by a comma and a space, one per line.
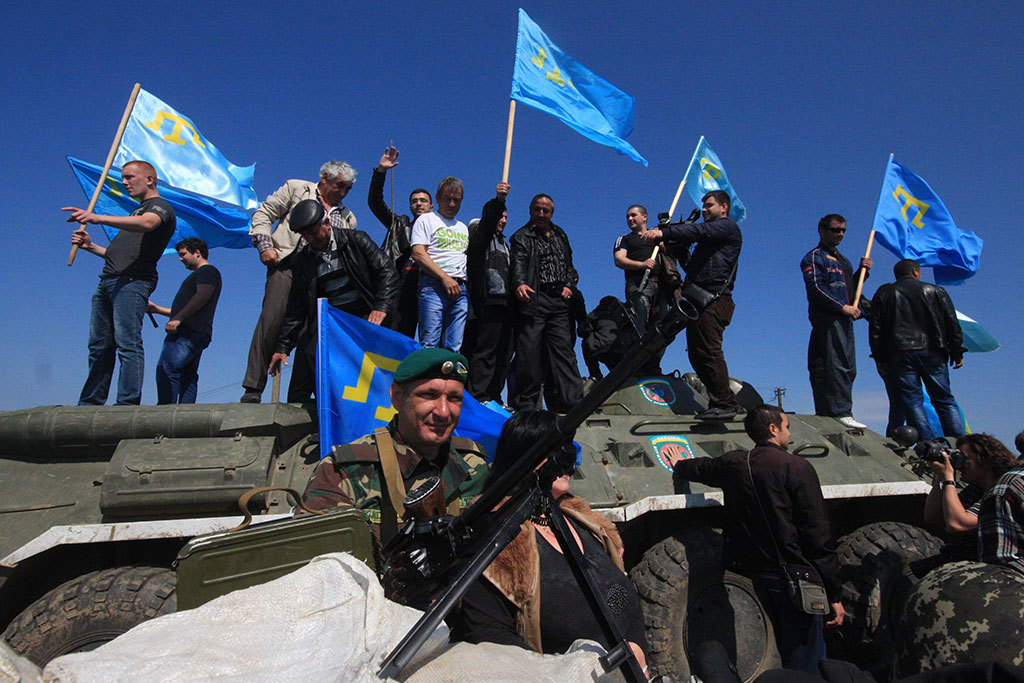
940, 480, 957, 489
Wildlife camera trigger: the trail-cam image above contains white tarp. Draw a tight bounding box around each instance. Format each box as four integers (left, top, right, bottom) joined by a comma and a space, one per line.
40, 553, 620, 682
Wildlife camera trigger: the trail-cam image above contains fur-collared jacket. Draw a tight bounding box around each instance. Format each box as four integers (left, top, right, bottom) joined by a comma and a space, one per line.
479, 494, 624, 653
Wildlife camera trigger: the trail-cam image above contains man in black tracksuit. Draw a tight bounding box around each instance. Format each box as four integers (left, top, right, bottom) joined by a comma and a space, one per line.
508, 193, 583, 413
269, 200, 398, 403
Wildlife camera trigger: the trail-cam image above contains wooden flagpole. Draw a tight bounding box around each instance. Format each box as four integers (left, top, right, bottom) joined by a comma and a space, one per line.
852, 230, 875, 306
501, 100, 516, 183
68, 82, 142, 266
667, 179, 688, 220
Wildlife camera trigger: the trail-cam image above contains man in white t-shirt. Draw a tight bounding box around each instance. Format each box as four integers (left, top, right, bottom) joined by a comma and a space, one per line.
410, 177, 469, 351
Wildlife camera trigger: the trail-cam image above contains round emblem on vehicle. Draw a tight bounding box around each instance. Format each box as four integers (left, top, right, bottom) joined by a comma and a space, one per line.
649, 435, 695, 471
637, 379, 676, 407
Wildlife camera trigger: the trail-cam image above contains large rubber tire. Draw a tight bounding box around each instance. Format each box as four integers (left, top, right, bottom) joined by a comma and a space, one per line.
2, 566, 176, 666
894, 560, 1024, 676
630, 529, 781, 681
834, 521, 943, 673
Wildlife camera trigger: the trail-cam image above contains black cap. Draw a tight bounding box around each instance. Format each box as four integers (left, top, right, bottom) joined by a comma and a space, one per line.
289, 199, 325, 234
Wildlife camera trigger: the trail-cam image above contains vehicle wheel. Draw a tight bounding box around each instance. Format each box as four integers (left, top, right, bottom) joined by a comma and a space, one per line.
2, 566, 176, 666
833, 521, 942, 673
630, 529, 780, 681
893, 560, 1024, 676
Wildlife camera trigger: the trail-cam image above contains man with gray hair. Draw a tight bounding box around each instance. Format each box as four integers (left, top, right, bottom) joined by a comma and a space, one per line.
410, 177, 469, 351
241, 161, 358, 403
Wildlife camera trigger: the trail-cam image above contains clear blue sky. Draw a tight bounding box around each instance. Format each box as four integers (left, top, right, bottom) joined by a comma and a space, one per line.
3, 1, 1021, 448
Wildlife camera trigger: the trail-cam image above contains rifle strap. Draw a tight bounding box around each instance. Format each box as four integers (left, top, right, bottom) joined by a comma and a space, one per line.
374, 427, 407, 522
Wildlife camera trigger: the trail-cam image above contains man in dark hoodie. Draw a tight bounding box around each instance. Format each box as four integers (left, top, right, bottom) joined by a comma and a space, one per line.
465, 182, 513, 404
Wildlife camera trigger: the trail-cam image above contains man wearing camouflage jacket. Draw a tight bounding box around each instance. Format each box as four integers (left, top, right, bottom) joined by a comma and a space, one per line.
301, 348, 488, 546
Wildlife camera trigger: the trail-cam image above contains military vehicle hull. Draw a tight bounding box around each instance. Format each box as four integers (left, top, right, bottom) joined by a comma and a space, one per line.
0, 378, 942, 677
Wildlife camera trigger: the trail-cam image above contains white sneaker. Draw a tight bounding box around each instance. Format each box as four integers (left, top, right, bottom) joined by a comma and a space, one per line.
837, 416, 867, 429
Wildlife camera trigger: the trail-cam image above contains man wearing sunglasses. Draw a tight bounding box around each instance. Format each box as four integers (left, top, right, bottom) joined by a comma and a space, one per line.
800, 214, 872, 430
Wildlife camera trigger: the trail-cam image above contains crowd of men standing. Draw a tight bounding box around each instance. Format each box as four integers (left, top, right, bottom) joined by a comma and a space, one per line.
63, 148, 974, 442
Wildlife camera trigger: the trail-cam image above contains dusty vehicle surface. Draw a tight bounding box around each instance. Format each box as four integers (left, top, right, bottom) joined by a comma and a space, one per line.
0, 377, 939, 678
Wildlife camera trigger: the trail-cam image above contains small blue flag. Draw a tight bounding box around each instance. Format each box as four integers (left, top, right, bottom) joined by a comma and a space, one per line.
511, 9, 647, 166
67, 156, 252, 253
316, 302, 510, 459
871, 155, 982, 285
114, 88, 258, 210
956, 310, 999, 353
682, 136, 747, 223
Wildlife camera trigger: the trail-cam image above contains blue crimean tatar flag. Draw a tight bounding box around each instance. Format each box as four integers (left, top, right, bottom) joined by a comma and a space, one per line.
316, 302, 511, 459
682, 136, 747, 224
871, 155, 982, 285
67, 157, 252, 253
511, 8, 648, 166
113, 88, 259, 211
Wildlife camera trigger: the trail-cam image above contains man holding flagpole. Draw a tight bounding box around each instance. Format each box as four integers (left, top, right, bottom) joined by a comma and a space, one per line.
801, 214, 872, 429
65, 160, 176, 405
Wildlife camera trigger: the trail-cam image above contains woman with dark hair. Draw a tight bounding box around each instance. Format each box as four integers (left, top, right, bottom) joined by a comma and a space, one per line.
450, 409, 649, 673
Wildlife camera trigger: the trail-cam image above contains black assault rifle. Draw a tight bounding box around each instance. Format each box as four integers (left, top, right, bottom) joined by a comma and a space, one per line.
377, 297, 701, 681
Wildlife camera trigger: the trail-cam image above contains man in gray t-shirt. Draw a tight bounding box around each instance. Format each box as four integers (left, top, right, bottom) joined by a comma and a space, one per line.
65, 160, 176, 405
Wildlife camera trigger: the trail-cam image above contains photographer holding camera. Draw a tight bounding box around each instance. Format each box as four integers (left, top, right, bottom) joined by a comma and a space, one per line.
924, 434, 1024, 574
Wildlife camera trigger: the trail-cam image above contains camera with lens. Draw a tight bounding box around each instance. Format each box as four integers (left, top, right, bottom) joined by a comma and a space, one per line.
914, 438, 965, 470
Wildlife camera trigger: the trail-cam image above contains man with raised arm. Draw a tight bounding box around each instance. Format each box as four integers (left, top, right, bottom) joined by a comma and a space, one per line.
64, 160, 176, 405
367, 146, 433, 338
241, 161, 358, 403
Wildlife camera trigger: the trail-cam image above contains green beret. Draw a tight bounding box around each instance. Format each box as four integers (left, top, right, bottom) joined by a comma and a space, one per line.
393, 348, 469, 384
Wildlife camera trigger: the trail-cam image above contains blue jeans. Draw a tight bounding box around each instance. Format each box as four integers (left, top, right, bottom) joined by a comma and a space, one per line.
891, 349, 963, 440
417, 275, 468, 352
752, 576, 826, 675
156, 330, 210, 404
79, 276, 155, 405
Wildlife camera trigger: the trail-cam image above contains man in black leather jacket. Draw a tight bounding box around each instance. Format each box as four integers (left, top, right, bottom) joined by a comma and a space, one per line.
367, 146, 433, 338
869, 259, 965, 440
508, 193, 583, 412
269, 200, 399, 402
643, 190, 742, 420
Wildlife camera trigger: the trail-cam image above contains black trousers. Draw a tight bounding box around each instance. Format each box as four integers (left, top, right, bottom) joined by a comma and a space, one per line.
807, 316, 855, 417
466, 304, 514, 403
386, 264, 420, 338
687, 295, 740, 410
511, 291, 583, 413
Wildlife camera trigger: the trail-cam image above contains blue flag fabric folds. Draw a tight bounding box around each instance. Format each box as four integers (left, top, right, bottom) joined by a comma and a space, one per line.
67, 156, 252, 253
317, 302, 510, 459
511, 9, 647, 166
956, 310, 999, 353
113, 89, 258, 211
871, 155, 982, 285
682, 136, 747, 224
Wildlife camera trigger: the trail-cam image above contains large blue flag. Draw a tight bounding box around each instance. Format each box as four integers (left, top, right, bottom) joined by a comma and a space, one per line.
316, 302, 510, 459
510, 9, 647, 166
682, 136, 747, 223
67, 157, 252, 253
113, 88, 258, 210
871, 155, 982, 285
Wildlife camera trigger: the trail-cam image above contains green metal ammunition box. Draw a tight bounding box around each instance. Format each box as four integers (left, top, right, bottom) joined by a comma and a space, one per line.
174, 507, 376, 610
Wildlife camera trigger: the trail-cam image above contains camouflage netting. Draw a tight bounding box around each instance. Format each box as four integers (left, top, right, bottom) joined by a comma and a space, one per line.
894, 560, 1024, 676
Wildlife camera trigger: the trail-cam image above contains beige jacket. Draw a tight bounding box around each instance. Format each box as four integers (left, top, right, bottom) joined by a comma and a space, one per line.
249, 179, 357, 261
480, 495, 624, 653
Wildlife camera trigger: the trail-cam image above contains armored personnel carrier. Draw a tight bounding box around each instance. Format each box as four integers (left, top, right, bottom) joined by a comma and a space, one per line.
0, 376, 940, 680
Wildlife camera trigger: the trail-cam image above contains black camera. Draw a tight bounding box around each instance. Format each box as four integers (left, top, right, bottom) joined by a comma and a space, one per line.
914, 438, 965, 470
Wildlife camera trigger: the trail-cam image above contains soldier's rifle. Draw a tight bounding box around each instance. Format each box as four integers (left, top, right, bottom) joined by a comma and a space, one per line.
378, 297, 701, 681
